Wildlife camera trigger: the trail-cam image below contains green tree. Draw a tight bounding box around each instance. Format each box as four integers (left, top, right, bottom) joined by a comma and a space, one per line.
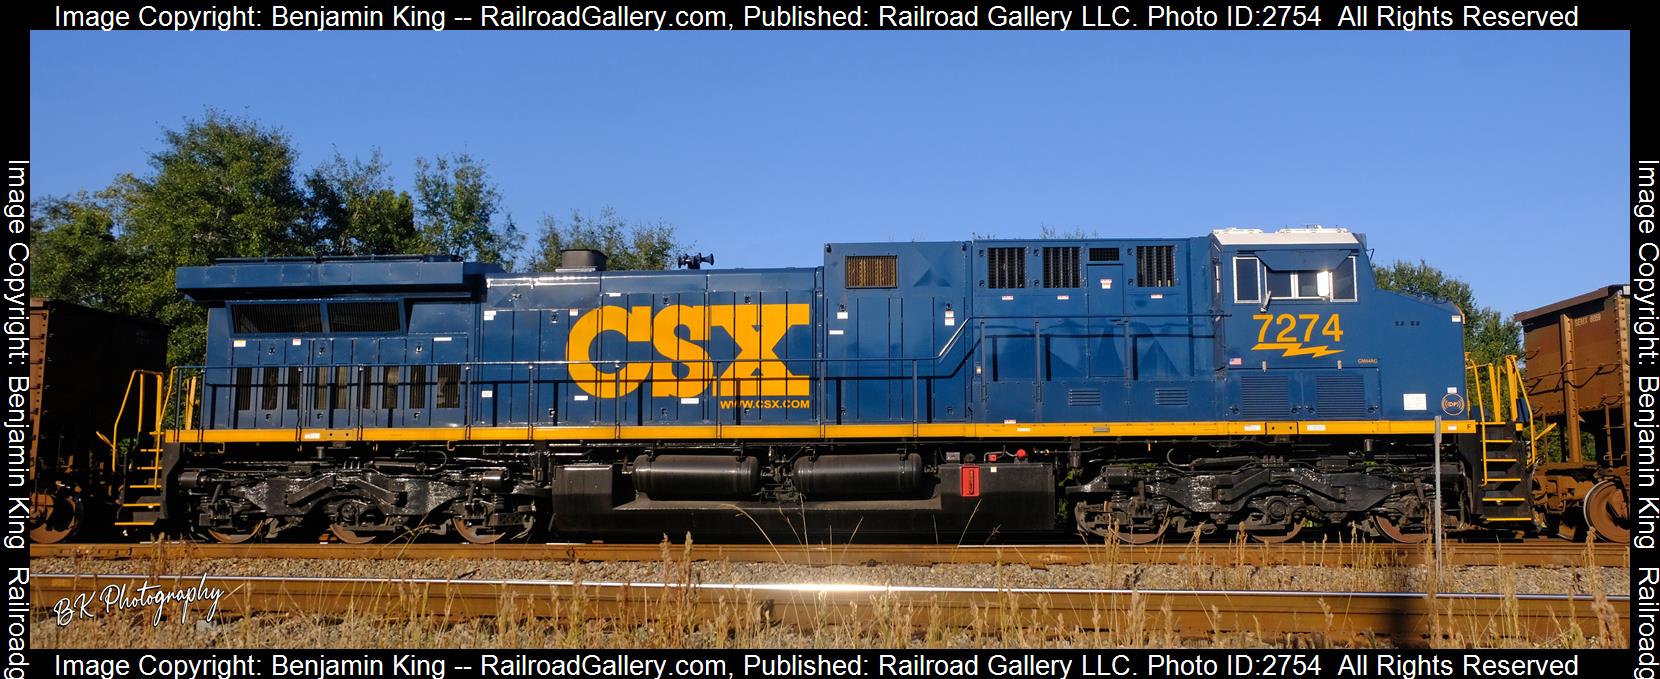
115, 111, 311, 364
304, 150, 417, 255
529, 207, 682, 272
1373, 259, 1521, 367
29, 191, 132, 308
413, 153, 520, 267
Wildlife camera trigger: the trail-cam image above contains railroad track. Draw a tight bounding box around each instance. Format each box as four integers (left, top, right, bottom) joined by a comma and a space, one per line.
31, 572, 1627, 645
33, 540, 1626, 568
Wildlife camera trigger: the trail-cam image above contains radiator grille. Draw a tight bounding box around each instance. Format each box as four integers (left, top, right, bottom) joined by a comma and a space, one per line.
1089, 247, 1120, 262
1239, 375, 1291, 418
987, 247, 1026, 289
1042, 246, 1081, 288
1315, 373, 1368, 418
1135, 245, 1177, 287
1067, 389, 1102, 407
845, 255, 898, 288
1154, 388, 1189, 407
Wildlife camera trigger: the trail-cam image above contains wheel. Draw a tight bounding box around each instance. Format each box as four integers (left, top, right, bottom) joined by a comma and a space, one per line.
330, 523, 378, 544
1585, 481, 1631, 543
1074, 501, 1167, 544
451, 517, 505, 544
1248, 521, 1305, 543
207, 518, 270, 544
28, 493, 82, 544
1373, 514, 1432, 544
1111, 520, 1168, 545
1535, 508, 1585, 541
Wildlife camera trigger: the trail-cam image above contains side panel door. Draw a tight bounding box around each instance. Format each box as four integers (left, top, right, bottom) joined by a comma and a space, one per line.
352, 340, 385, 428
404, 337, 434, 428
228, 339, 261, 429
978, 318, 1041, 423
429, 335, 468, 428
376, 338, 407, 428
251, 339, 287, 429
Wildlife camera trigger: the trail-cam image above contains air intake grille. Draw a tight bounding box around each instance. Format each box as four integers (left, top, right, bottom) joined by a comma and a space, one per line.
1239, 375, 1291, 418
1154, 388, 1189, 407
1136, 245, 1177, 287
1067, 389, 1102, 407
1315, 373, 1368, 418
1089, 247, 1120, 262
1042, 247, 1080, 288
328, 302, 400, 333
987, 247, 1026, 289
845, 255, 898, 288
234, 303, 324, 334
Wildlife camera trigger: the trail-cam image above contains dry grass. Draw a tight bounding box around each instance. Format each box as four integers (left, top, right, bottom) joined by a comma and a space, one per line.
32, 535, 1626, 650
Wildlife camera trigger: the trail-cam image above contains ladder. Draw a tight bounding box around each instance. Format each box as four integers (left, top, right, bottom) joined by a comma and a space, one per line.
1466, 355, 1537, 523
97, 370, 169, 530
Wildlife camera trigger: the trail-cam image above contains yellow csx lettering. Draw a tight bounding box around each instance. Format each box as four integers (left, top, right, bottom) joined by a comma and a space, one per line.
565, 304, 811, 398
1251, 312, 1345, 358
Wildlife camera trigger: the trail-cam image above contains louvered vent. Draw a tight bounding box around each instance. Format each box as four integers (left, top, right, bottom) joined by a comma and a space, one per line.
1067, 389, 1102, 407
1315, 373, 1368, 418
1042, 246, 1081, 288
1154, 388, 1189, 407
987, 247, 1026, 289
845, 255, 898, 288
1089, 247, 1120, 262
1135, 245, 1177, 287
1239, 375, 1292, 418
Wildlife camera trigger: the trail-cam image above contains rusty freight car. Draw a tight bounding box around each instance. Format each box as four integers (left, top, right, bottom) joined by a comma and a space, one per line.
1516, 285, 1630, 542
27, 299, 167, 543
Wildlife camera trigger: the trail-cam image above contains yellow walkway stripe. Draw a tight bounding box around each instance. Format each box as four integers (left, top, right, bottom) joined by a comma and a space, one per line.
166, 419, 1477, 444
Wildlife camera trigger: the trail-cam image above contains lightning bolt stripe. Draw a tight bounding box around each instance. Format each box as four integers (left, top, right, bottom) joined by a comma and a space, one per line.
1252, 342, 1344, 358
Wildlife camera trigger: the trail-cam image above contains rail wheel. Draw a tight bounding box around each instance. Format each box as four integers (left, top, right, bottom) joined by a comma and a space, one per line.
1585, 481, 1631, 543
1110, 521, 1167, 544
1535, 507, 1585, 541
1247, 522, 1305, 543
1243, 496, 1306, 543
327, 498, 386, 544
29, 492, 82, 544
208, 518, 271, 545
1074, 501, 1166, 544
1372, 514, 1431, 544
329, 523, 379, 544
451, 517, 505, 544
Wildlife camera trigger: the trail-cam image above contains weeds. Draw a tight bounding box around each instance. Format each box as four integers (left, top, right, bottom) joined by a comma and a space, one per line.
31, 535, 1626, 650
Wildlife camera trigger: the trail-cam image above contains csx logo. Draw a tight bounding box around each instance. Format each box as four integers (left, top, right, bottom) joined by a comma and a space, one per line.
565, 304, 811, 398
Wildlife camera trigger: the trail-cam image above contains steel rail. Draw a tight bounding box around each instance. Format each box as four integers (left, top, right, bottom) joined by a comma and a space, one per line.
32, 572, 1628, 645
32, 540, 1628, 568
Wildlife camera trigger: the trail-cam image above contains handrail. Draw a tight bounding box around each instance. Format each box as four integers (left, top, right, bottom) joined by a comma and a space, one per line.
1464, 354, 1539, 468
1507, 355, 1539, 466
102, 370, 167, 494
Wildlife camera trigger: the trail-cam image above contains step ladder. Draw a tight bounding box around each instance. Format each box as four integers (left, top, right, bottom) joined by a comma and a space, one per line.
1467, 355, 1537, 524
95, 370, 170, 530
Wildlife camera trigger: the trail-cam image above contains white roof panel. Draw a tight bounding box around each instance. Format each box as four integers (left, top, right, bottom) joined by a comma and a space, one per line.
1211, 227, 1359, 246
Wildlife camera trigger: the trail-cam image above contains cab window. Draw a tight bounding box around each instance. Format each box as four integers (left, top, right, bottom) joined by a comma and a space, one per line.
1238, 255, 1357, 303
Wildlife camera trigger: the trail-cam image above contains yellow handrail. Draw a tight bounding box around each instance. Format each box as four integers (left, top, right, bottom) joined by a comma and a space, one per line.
108, 369, 167, 481
1464, 354, 1540, 468
1507, 355, 1539, 466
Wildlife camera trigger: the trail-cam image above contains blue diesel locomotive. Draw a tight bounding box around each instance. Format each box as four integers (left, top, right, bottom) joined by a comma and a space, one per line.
150, 227, 1535, 543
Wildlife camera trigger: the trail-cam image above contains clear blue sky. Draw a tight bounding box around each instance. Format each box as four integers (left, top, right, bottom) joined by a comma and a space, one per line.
30, 31, 1629, 316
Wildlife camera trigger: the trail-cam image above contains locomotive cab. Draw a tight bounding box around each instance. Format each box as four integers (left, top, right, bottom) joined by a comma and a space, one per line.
1212, 227, 1467, 427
